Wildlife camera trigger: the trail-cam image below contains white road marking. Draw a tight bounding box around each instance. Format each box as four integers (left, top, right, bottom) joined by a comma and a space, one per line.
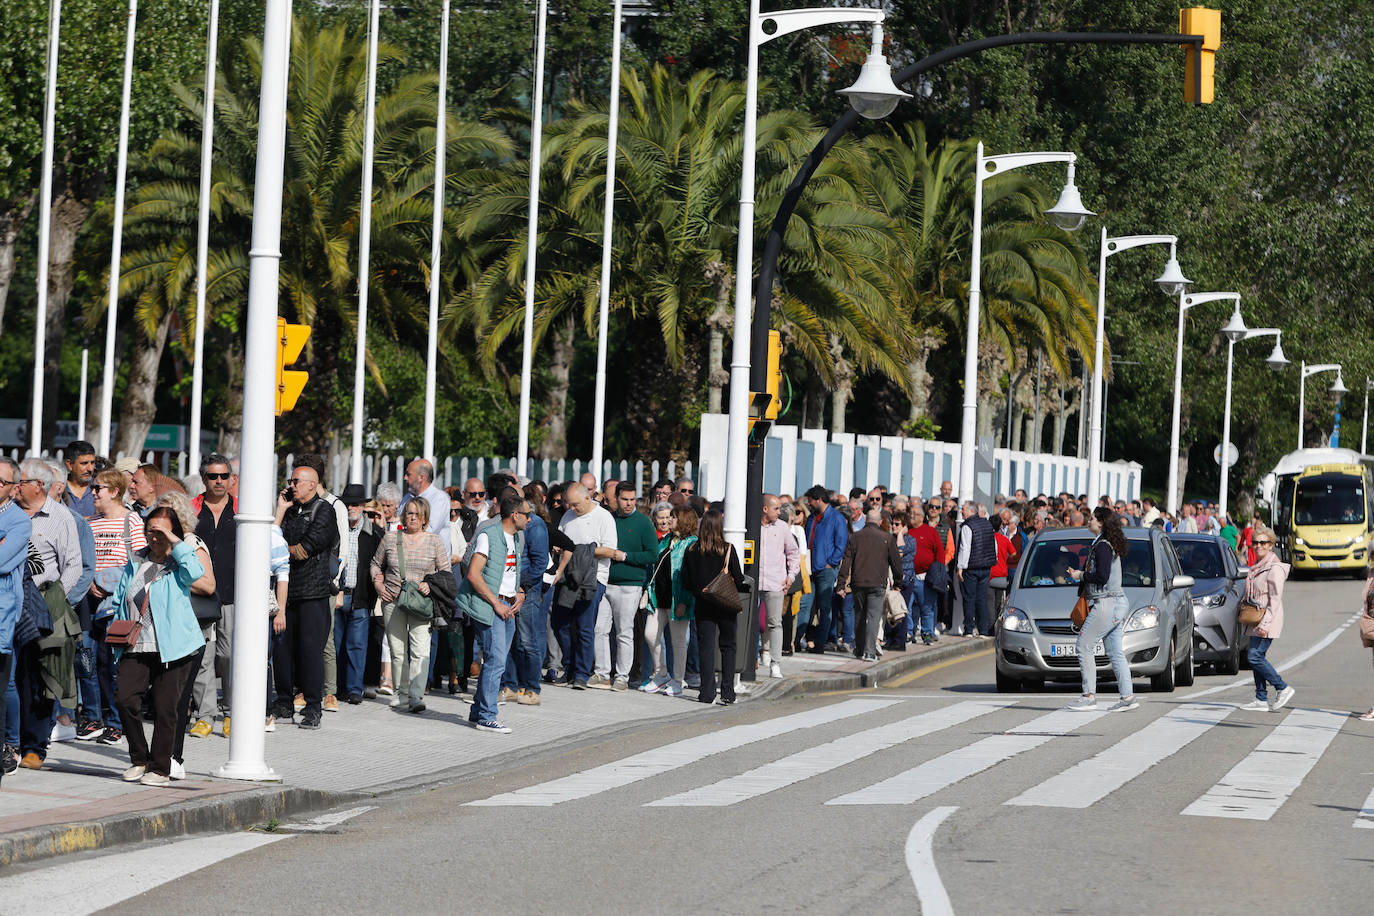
906, 806, 958, 916
1006, 702, 1234, 809
827, 706, 1108, 806
277, 805, 377, 832
465, 698, 901, 806
1182, 707, 1347, 820
1355, 785, 1374, 829
0, 832, 289, 915
1182, 611, 1362, 700
647, 700, 1015, 807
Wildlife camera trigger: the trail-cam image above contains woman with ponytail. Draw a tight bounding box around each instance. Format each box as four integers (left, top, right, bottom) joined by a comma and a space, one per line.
1065, 507, 1138, 712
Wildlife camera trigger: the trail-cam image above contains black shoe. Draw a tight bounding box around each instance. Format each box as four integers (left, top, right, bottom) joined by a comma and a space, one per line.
271, 703, 294, 721
96, 727, 124, 745
781, 648, 793, 657
822, 642, 837, 652
861, 653, 878, 661
572, 679, 588, 690
457, 677, 469, 694
298, 710, 322, 729
346, 693, 363, 705
75, 719, 104, 741
1, 745, 16, 775
716, 697, 735, 706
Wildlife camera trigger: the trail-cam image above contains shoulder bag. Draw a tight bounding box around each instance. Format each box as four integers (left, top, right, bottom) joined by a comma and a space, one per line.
884, 584, 909, 628
1072, 538, 1104, 630
1237, 574, 1266, 627
702, 545, 743, 613
394, 532, 434, 621
106, 568, 154, 647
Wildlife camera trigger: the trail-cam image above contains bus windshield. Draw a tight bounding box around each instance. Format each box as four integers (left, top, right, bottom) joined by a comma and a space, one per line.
1293, 475, 1366, 526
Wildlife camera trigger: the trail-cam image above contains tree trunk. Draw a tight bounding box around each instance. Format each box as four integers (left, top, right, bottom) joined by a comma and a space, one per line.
41, 188, 94, 442
704, 263, 732, 415
537, 312, 575, 459
0, 193, 36, 337
829, 334, 853, 434
216, 329, 245, 458
114, 316, 173, 458
904, 331, 943, 422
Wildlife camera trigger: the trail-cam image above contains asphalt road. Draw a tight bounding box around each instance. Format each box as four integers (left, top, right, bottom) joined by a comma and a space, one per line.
11, 577, 1374, 915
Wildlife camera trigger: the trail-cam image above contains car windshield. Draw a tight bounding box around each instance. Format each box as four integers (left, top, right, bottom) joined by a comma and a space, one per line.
1019, 538, 1155, 588
1173, 540, 1225, 579
1294, 475, 1365, 526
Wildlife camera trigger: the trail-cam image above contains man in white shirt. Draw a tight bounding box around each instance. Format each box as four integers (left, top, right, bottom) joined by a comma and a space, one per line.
400, 459, 451, 554
553, 483, 618, 690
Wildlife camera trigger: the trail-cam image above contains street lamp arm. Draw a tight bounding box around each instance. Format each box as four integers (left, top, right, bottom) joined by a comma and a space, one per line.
983, 150, 1076, 174
1303, 363, 1342, 379
1241, 328, 1281, 342
753, 7, 883, 45
1105, 234, 1177, 255
1183, 291, 1240, 310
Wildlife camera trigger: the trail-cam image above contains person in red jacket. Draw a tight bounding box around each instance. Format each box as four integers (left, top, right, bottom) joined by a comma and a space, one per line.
910, 505, 945, 645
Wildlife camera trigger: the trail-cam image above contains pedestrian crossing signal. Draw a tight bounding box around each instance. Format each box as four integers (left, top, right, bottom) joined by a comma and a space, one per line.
276, 318, 310, 415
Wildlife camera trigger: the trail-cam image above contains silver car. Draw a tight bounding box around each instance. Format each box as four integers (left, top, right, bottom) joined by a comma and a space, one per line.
994, 526, 1196, 693
1169, 533, 1249, 675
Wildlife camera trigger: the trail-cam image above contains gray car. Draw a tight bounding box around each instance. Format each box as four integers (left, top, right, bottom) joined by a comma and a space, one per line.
1168, 533, 1249, 675
994, 526, 1196, 693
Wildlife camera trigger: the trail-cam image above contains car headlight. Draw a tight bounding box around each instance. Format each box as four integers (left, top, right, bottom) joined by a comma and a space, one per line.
1125, 605, 1160, 632
1192, 592, 1226, 608
1295, 537, 1306, 546
1001, 607, 1033, 632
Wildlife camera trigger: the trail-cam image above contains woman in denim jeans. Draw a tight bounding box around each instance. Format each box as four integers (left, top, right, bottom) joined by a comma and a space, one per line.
1066, 508, 1138, 712
1238, 526, 1294, 712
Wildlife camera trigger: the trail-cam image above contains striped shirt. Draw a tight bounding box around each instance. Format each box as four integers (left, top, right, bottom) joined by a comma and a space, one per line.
371, 530, 446, 594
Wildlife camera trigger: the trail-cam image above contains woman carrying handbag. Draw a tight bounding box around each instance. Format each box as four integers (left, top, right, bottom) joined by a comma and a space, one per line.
1238, 525, 1295, 712
681, 509, 746, 705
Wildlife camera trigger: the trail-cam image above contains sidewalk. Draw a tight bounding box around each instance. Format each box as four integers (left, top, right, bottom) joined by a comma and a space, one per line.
0, 635, 990, 867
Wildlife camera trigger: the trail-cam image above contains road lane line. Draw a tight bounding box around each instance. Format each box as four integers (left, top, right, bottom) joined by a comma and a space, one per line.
1182, 611, 1362, 700
277, 805, 377, 832
464, 698, 900, 806
647, 700, 1016, 807
906, 806, 958, 916
0, 832, 289, 914
1182, 707, 1347, 820
1355, 785, 1374, 829
827, 706, 1108, 806
1005, 702, 1234, 808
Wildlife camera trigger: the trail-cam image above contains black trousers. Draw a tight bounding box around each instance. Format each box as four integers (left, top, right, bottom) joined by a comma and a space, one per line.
16, 641, 53, 759
854, 586, 886, 658
172, 643, 207, 764
629, 605, 650, 685
116, 651, 197, 777
274, 597, 329, 716
364, 615, 384, 687
694, 606, 737, 704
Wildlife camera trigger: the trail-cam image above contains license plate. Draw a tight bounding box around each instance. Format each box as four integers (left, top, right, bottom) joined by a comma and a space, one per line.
1050, 642, 1104, 657
1318, 560, 1339, 569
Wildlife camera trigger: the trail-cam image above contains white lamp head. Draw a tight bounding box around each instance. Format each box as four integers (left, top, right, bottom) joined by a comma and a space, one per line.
1331, 374, 1349, 396
1265, 340, 1289, 370
1155, 255, 1192, 297
1219, 306, 1247, 343
1043, 172, 1094, 232
836, 23, 911, 120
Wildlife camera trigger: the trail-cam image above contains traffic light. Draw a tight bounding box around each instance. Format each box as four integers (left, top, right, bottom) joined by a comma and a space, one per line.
764, 330, 783, 421
1180, 7, 1221, 104
275, 317, 310, 415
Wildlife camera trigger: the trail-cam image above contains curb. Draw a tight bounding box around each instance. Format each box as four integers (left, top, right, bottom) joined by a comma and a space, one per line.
747, 637, 993, 702
0, 784, 355, 869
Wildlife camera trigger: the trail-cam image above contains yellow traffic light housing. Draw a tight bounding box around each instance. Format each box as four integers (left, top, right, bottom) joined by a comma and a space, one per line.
276, 318, 310, 415
1180, 7, 1221, 104
764, 330, 783, 421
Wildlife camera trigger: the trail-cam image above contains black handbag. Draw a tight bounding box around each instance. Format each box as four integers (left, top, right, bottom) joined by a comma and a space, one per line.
702, 545, 742, 613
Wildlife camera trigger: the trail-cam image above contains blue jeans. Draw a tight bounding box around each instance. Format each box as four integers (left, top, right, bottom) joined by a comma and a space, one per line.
553, 583, 604, 683
837, 590, 855, 645
914, 578, 938, 639
469, 614, 516, 723
1076, 594, 1132, 697
807, 567, 839, 649
503, 583, 546, 692
74, 631, 101, 724
5, 647, 18, 747
333, 594, 368, 699
961, 568, 992, 635
1248, 636, 1287, 701
793, 591, 814, 651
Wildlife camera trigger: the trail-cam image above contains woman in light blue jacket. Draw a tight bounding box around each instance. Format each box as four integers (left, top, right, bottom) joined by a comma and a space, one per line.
111, 507, 205, 786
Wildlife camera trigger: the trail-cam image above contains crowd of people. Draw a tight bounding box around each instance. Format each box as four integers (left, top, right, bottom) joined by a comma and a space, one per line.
0, 439, 1300, 786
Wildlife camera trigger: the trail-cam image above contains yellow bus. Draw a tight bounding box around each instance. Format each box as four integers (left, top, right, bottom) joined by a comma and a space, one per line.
1267, 449, 1374, 576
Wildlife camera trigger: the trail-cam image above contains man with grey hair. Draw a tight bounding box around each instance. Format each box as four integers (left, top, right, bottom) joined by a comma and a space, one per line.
957, 500, 996, 638
835, 507, 901, 660
400, 459, 451, 554
757, 494, 798, 677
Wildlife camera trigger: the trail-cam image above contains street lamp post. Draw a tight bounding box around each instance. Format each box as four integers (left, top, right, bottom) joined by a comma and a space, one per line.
30, 0, 62, 457
423, 0, 451, 465
1298, 361, 1347, 449
515, 0, 550, 477
1168, 290, 1241, 515
958, 145, 1092, 503
188, 0, 221, 473
1087, 232, 1189, 503
1219, 325, 1287, 521
722, 6, 907, 556
1363, 377, 1373, 455
350, 0, 381, 482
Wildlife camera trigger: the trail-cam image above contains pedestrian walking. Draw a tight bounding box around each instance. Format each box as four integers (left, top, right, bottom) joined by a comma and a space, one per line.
680, 510, 745, 705
1065, 507, 1139, 713
835, 508, 902, 660
757, 494, 799, 677
1238, 525, 1295, 712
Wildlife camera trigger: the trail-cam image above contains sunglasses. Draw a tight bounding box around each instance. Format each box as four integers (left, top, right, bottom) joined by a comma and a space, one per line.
679, 487, 694, 494
1254, 540, 1274, 546
204, 472, 231, 481
289, 478, 313, 486
466, 490, 486, 498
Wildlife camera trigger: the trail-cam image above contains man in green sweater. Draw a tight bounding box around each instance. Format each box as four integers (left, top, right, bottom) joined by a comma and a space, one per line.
594, 482, 660, 690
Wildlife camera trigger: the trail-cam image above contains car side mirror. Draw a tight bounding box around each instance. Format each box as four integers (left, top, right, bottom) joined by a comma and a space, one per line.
1170, 574, 1195, 591
1234, 566, 1249, 578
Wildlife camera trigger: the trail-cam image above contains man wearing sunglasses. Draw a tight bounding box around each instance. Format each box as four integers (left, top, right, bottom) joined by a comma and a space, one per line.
189, 454, 238, 738
463, 478, 493, 523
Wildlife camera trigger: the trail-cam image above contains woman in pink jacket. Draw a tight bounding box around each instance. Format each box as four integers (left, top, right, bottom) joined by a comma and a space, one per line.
1239, 525, 1295, 712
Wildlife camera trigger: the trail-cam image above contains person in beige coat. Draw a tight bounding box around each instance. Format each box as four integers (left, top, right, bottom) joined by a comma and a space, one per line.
1239, 525, 1294, 712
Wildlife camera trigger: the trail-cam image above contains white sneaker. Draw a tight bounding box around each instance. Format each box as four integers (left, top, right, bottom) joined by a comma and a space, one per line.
1066, 696, 1098, 711
760, 652, 772, 669
51, 721, 77, 742
1238, 699, 1269, 711
661, 681, 683, 697
769, 662, 783, 679
1269, 686, 1296, 712
1108, 697, 1139, 712
640, 675, 669, 694
170, 759, 186, 780
264, 716, 276, 732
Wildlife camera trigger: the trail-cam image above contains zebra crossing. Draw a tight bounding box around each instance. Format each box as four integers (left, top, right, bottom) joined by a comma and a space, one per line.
466, 695, 1371, 823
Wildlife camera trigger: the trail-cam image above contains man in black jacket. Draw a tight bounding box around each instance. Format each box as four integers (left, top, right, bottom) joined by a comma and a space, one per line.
835, 508, 903, 660
274, 464, 339, 729
336, 484, 380, 706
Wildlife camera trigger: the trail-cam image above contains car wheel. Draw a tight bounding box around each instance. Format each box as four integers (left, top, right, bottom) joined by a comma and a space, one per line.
1176, 634, 1195, 687
1150, 635, 1177, 693
1025, 678, 1045, 692
995, 669, 1021, 693
1219, 634, 1241, 676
